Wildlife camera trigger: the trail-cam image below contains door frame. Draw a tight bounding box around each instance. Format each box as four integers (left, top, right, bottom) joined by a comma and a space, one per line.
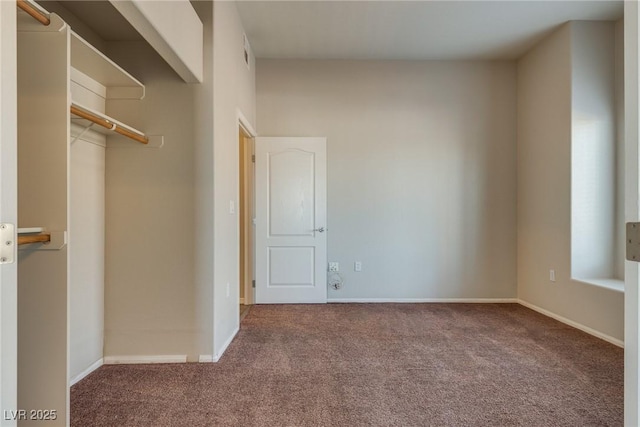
625, 2, 640, 425
0, 1, 18, 424
237, 109, 256, 307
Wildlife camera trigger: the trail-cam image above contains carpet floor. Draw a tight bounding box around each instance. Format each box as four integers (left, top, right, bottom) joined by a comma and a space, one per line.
71, 304, 623, 426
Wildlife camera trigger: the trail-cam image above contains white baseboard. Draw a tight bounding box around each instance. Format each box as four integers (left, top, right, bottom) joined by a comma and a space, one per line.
327, 298, 518, 303
199, 354, 213, 363
517, 299, 624, 348
103, 355, 188, 365
70, 358, 103, 386
213, 327, 239, 362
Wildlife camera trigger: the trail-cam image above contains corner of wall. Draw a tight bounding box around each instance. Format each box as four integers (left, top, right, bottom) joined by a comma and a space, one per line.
211, 0, 256, 358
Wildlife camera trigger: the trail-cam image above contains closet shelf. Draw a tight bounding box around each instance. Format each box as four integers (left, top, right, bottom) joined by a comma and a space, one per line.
71, 31, 145, 100
71, 102, 149, 145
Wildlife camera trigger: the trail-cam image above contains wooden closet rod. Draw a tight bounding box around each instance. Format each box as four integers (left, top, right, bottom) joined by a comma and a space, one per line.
70, 105, 149, 145
17, 0, 50, 26
18, 234, 51, 245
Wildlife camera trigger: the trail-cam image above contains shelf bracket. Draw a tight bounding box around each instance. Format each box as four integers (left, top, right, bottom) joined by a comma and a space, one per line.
70, 122, 96, 145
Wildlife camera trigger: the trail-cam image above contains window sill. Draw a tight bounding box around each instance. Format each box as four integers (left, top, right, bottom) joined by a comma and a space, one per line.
573, 277, 624, 293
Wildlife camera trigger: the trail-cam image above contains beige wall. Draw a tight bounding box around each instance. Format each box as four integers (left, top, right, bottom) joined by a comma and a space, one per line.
257, 59, 517, 300
191, 0, 214, 361
517, 23, 623, 342
17, 23, 69, 426
212, 1, 256, 358
104, 41, 198, 360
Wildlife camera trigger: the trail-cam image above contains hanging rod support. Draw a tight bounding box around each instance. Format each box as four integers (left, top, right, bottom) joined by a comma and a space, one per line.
70, 105, 149, 145
17, 0, 50, 26
71, 122, 96, 145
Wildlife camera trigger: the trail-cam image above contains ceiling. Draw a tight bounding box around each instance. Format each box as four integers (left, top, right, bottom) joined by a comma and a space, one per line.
38, 1, 624, 61
236, 1, 623, 60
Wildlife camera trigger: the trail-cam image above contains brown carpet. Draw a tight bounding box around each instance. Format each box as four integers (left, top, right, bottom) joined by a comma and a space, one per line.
71, 304, 623, 426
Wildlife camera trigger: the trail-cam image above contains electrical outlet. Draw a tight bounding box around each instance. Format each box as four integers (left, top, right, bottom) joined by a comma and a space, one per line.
229, 200, 236, 214
226, 282, 230, 297
549, 269, 556, 282
354, 261, 362, 272
328, 262, 339, 272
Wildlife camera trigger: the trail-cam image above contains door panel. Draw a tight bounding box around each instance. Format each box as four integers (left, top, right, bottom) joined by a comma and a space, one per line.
269, 150, 315, 236
269, 247, 315, 286
256, 137, 326, 304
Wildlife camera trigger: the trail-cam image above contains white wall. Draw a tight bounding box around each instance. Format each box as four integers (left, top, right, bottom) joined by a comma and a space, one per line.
571, 21, 618, 281
257, 60, 517, 300
69, 137, 104, 382
212, 1, 256, 359
68, 61, 107, 384
517, 23, 623, 342
110, 0, 203, 83
615, 20, 625, 280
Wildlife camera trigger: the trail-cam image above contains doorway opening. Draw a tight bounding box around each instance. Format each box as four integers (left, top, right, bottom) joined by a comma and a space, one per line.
239, 125, 255, 321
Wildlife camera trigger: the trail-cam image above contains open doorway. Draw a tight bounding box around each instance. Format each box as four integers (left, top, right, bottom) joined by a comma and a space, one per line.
239, 126, 255, 321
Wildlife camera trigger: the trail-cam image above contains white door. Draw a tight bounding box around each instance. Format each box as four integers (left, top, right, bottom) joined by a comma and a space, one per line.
255, 137, 327, 304
0, 1, 18, 425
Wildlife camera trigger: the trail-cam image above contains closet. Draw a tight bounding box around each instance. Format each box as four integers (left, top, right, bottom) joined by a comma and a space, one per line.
16, 2, 156, 425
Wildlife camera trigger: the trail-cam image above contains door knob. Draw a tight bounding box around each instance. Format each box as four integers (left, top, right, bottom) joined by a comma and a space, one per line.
313, 227, 325, 233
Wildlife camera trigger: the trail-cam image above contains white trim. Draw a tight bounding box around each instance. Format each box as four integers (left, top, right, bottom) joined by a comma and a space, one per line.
1, 3, 19, 423
70, 358, 103, 386
327, 298, 518, 303
213, 327, 239, 362
240, 298, 245, 305
198, 355, 213, 363
237, 108, 257, 137
103, 355, 187, 365
573, 277, 624, 293
518, 299, 624, 348
625, 3, 640, 424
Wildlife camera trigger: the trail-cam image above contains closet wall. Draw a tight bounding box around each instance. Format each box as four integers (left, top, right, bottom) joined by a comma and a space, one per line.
17, 13, 69, 425
12, 0, 256, 420
16, 1, 207, 422
103, 40, 199, 360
